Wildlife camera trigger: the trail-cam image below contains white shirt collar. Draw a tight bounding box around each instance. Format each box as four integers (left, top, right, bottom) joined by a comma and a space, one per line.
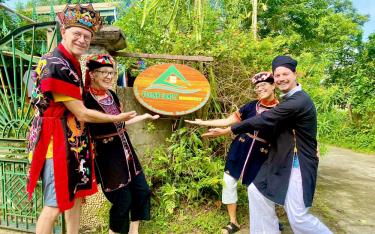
280, 84, 302, 99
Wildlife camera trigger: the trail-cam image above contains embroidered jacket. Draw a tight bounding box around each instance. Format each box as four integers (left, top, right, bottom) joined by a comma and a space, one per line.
27, 43, 97, 211
84, 90, 142, 192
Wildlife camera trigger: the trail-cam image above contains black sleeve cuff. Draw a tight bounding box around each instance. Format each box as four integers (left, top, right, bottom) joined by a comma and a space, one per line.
231, 119, 254, 135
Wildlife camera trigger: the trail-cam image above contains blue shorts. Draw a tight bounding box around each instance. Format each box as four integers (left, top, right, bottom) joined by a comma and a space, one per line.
42, 159, 58, 207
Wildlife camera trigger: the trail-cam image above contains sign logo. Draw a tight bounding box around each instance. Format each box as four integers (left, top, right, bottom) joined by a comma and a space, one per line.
133, 64, 210, 116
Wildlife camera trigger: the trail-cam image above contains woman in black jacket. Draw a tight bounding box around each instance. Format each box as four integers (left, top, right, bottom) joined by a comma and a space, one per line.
84, 54, 159, 234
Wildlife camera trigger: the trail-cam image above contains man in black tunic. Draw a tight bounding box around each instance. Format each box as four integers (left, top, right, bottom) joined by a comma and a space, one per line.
203, 56, 331, 234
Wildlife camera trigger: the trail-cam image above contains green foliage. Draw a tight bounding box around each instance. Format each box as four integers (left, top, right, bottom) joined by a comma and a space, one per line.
0, 8, 18, 37
115, 0, 371, 119
143, 127, 224, 216
95, 200, 110, 233
100, 0, 373, 232
113, 0, 374, 156
3, 0, 371, 230
145, 121, 156, 133
138, 202, 249, 233
140, 0, 208, 42
315, 32, 375, 152
317, 109, 375, 153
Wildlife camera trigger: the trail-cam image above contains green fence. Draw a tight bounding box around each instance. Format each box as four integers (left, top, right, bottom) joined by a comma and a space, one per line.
1, 157, 40, 232
0, 153, 64, 233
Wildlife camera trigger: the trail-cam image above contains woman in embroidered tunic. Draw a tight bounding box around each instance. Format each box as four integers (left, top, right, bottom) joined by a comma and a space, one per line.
185, 72, 278, 234
83, 54, 159, 234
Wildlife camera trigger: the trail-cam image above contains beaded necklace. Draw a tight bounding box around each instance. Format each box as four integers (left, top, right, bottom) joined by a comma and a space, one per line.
256, 98, 279, 114
89, 86, 106, 96
89, 88, 114, 106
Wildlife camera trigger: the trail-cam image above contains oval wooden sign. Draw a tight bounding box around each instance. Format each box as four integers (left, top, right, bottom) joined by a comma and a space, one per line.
133, 64, 210, 116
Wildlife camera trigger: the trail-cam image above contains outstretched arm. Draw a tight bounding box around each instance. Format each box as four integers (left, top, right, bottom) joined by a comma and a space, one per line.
185, 113, 239, 127
205, 101, 295, 138
201, 127, 232, 138
125, 113, 160, 125
231, 95, 301, 135
63, 100, 137, 123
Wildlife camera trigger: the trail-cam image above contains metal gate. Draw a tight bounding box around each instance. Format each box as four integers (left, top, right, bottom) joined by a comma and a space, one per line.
0, 157, 63, 233
0, 4, 63, 232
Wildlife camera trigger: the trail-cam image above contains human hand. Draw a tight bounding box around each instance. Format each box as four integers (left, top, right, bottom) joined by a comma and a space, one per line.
145, 113, 160, 120
185, 119, 204, 125
118, 111, 137, 121
201, 127, 231, 138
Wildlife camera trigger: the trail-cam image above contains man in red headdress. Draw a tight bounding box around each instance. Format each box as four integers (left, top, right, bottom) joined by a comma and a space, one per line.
26, 4, 137, 234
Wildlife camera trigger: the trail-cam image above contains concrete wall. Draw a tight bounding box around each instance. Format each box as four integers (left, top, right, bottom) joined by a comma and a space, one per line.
116, 87, 174, 158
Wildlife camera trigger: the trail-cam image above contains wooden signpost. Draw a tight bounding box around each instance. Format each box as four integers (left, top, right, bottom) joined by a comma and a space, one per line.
133, 64, 210, 116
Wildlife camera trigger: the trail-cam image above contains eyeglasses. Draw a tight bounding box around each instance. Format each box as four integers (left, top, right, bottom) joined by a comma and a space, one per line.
71, 31, 91, 42
254, 82, 269, 92
94, 70, 117, 77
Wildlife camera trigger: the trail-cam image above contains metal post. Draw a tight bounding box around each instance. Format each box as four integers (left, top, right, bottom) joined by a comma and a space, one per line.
11, 36, 18, 119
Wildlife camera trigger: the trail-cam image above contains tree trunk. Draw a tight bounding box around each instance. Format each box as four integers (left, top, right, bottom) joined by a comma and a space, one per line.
252, 0, 258, 40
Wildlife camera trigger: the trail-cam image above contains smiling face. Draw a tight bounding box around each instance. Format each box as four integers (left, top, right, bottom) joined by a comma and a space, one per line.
254, 81, 276, 101
61, 27, 92, 58
273, 66, 297, 93
90, 66, 116, 90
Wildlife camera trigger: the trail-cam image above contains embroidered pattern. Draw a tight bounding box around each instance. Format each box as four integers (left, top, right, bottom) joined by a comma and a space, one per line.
27, 116, 42, 153
92, 92, 140, 191
31, 58, 50, 115
50, 57, 80, 82
30, 51, 92, 193
66, 113, 91, 192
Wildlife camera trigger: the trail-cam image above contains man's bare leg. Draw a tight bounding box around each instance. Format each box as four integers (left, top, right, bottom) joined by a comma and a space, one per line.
36, 206, 60, 234
64, 198, 82, 234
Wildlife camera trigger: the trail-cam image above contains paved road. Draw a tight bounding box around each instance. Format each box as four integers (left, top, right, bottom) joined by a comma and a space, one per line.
317, 146, 375, 234
240, 146, 375, 234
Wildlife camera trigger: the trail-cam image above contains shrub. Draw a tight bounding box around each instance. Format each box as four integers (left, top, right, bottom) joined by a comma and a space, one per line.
143, 127, 225, 217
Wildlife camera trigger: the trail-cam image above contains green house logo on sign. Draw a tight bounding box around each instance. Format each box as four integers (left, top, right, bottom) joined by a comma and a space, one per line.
145, 65, 201, 94
133, 64, 211, 116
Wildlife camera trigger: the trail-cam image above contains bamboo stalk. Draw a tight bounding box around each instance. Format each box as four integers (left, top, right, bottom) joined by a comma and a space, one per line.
141, 0, 150, 28
252, 0, 258, 40
166, 0, 180, 27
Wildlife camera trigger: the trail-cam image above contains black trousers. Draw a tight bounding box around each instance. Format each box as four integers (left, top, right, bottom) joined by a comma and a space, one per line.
103, 172, 151, 233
